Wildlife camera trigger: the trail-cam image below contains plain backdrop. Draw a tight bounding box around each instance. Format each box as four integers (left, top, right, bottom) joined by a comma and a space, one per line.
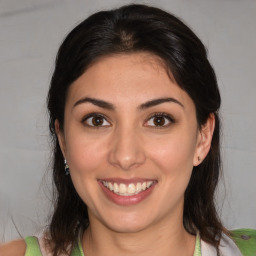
0, 0, 255, 242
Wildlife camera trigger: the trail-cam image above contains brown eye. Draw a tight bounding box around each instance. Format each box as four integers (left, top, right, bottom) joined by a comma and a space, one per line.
153, 116, 166, 126
145, 113, 174, 128
92, 116, 104, 126
84, 114, 110, 127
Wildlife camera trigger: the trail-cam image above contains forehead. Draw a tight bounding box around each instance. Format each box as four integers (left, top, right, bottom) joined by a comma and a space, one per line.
66, 53, 194, 111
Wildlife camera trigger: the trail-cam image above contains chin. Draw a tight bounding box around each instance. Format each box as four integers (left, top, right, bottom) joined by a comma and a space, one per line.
101, 211, 154, 233
108, 222, 148, 233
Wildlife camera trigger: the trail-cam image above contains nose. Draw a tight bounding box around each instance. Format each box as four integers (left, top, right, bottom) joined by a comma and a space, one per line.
108, 126, 146, 171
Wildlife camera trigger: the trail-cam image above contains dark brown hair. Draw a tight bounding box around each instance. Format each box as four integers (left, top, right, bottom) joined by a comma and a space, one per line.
47, 4, 224, 255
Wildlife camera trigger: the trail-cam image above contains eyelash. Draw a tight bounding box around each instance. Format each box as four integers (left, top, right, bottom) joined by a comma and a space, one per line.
81, 112, 175, 129
81, 113, 110, 129
145, 112, 175, 128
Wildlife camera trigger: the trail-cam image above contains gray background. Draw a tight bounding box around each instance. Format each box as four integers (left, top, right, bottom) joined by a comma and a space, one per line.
0, 0, 255, 242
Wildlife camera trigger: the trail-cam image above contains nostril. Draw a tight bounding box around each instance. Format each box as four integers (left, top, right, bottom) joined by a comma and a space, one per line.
108, 132, 146, 170
108, 152, 146, 171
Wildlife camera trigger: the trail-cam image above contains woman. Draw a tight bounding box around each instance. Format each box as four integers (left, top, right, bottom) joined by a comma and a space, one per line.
1, 4, 255, 256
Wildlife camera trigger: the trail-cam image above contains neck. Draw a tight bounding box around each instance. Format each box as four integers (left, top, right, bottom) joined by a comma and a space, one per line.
82, 214, 195, 256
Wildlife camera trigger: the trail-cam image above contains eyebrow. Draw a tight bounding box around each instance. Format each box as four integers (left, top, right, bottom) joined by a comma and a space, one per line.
73, 97, 184, 110
73, 97, 115, 110
139, 97, 184, 110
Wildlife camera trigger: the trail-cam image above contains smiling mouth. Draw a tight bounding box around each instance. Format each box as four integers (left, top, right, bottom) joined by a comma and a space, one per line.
101, 181, 155, 196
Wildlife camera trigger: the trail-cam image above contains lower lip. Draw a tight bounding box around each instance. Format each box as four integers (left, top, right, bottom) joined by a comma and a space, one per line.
98, 181, 156, 206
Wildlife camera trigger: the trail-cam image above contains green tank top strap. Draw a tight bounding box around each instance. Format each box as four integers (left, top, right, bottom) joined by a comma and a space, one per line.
230, 228, 256, 256
71, 239, 84, 256
24, 236, 43, 256
193, 232, 202, 256
24, 236, 84, 256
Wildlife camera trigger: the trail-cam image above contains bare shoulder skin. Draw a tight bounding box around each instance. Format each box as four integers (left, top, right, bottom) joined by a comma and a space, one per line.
0, 239, 26, 256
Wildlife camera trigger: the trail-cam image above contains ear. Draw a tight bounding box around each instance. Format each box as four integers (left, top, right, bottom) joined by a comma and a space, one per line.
193, 113, 215, 166
55, 119, 67, 159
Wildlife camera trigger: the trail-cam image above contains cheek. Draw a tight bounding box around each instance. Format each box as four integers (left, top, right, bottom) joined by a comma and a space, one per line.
147, 131, 197, 177
138, 131, 198, 219
64, 134, 110, 208
65, 133, 108, 176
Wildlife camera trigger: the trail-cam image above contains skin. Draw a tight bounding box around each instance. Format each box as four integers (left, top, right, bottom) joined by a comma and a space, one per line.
0, 240, 26, 256
0, 53, 214, 255
56, 53, 215, 256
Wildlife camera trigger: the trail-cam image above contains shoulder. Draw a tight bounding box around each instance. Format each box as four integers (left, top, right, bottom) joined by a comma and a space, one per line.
201, 229, 256, 256
230, 228, 256, 256
0, 239, 26, 256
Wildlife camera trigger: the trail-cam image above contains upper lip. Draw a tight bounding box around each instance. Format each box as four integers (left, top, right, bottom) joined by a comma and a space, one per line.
98, 178, 157, 185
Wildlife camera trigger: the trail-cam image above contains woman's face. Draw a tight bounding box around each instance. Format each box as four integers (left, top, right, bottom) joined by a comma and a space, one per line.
57, 53, 212, 233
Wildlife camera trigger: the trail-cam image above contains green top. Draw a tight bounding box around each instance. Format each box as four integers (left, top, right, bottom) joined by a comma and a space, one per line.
230, 228, 256, 255
24, 229, 256, 256
193, 232, 201, 256
24, 237, 42, 256
24, 236, 84, 256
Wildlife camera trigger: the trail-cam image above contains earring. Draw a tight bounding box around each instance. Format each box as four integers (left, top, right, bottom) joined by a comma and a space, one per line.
198, 156, 201, 162
64, 159, 70, 175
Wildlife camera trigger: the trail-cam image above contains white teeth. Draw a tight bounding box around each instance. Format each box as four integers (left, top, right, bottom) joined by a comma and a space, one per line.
108, 183, 113, 191
136, 182, 142, 193
127, 184, 136, 194
102, 181, 154, 196
119, 183, 127, 194
113, 183, 118, 193
147, 181, 153, 188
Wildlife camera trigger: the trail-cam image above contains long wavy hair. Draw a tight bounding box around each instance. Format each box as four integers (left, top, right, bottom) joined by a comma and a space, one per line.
47, 4, 224, 255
